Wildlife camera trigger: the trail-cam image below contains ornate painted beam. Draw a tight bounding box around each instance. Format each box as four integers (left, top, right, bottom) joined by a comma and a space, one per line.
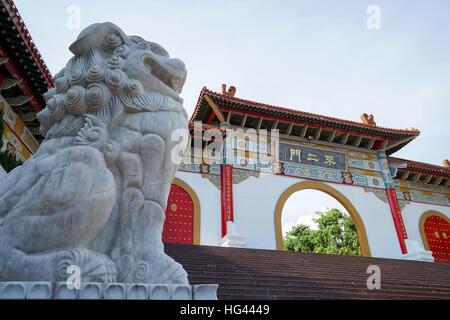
240, 113, 247, 127
300, 125, 308, 138
26, 126, 41, 135
226, 110, 232, 123
5, 95, 32, 106
401, 171, 410, 180
0, 43, 43, 111
385, 136, 417, 153
0, 77, 21, 91
15, 111, 37, 122
276, 132, 381, 154
271, 119, 279, 130
353, 135, 363, 147
313, 127, 321, 140
433, 176, 443, 185
367, 137, 376, 149
327, 130, 336, 142
286, 122, 293, 135
204, 94, 225, 123
256, 117, 263, 130
341, 133, 350, 145
207, 111, 217, 122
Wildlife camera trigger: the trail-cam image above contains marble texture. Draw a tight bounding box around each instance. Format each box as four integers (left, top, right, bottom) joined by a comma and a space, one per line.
0, 22, 191, 285
0, 165, 6, 176
0, 282, 218, 300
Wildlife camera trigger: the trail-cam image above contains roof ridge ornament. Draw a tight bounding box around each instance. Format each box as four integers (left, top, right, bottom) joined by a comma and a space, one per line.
360, 113, 376, 126
443, 159, 450, 168
221, 83, 236, 97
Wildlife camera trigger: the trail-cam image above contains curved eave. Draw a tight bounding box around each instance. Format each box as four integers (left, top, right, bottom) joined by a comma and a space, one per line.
389, 157, 450, 187
191, 87, 420, 153
1, 0, 53, 93
0, 0, 53, 143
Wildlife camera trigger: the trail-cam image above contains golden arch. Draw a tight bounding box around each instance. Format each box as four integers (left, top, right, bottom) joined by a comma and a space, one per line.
419, 210, 450, 251
274, 181, 372, 257
172, 177, 201, 245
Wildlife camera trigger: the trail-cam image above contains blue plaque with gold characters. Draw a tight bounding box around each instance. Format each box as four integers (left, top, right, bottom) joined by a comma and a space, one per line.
279, 143, 347, 171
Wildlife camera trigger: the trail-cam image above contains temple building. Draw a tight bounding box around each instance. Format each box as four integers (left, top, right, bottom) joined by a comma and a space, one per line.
168, 86, 450, 263
0, 0, 52, 167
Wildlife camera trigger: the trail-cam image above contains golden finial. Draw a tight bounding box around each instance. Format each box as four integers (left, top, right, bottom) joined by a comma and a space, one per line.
443, 159, 450, 168
221, 83, 236, 97
360, 113, 376, 126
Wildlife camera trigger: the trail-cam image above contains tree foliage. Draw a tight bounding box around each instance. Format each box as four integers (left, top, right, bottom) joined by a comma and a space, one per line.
0, 111, 23, 173
284, 208, 361, 256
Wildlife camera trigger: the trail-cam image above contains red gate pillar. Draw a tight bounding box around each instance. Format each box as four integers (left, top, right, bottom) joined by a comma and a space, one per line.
379, 151, 408, 254
220, 163, 234, 238
386, 188, 408, 254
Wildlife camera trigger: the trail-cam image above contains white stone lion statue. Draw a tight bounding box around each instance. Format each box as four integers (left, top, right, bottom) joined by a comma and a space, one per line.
0, 22, 190, 284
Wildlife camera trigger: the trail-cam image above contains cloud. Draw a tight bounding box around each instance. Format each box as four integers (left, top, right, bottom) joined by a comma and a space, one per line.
283, 213, 318, 236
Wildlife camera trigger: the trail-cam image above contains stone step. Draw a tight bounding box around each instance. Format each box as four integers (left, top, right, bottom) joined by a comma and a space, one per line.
185, 269, 450, 287
187, 274, 450, 291
165, 244, 450, 300
217, 287, 450, 300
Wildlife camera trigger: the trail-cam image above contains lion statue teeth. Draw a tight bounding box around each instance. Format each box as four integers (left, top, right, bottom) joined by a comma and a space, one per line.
0, 22, 189, 284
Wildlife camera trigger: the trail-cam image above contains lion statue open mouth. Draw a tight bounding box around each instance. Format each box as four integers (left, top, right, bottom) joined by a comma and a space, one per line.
0, 22, 190, 284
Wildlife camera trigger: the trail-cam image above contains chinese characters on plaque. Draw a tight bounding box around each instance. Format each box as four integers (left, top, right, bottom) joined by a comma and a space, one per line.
279, 143, 347, 171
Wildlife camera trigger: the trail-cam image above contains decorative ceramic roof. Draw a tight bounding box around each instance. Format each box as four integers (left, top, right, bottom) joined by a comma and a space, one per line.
389, 157, 450, 179
0, 0, 53, 142
191, 87, 420, 154
1, 0, 53, 94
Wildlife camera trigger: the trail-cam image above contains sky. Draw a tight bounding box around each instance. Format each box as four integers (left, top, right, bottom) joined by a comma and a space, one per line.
15, 0, 450, 166
13, 0, 450, 230
281, 190, 348, 236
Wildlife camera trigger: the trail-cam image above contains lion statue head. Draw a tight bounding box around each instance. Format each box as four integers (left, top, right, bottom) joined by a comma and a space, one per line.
37, 22, 188, 140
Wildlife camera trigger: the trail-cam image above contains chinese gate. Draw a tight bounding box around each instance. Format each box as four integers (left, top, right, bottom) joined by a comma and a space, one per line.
422, 214, 450, 263
163, 184, 195, 244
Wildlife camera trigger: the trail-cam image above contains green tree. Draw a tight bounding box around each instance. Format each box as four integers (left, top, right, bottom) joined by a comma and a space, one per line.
284, 208, 361, 256
0, 111, 23, 173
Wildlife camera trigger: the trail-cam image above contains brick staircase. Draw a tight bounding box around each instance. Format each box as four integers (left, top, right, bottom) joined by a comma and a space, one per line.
165, 244, 450, 300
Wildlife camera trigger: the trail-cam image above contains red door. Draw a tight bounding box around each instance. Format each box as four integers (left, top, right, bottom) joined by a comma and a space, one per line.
163, 184, 195, 244
424, 215, 450, 263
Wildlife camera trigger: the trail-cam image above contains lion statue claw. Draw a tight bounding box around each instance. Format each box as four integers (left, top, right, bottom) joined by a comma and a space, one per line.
0, 22, 189, 284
